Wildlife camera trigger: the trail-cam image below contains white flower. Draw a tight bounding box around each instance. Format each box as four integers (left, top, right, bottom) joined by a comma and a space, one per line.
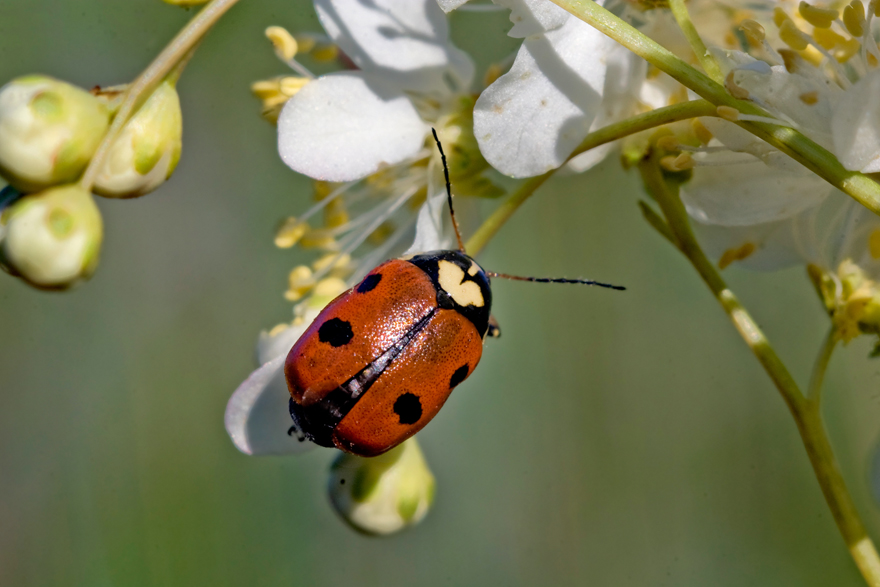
675, 2, 880, 229
224, 304, 324, 456
278, 0, 473, 183
470, 0, 645, 177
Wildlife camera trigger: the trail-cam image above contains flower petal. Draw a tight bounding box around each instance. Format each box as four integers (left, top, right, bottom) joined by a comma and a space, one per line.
224, 355, 317, 456
315, 0, 474, 93
494, 0, 570, 38
681, 159, 832, 226
474, 16, 629, 177
691, 217, 805, 272
404, 181, 449, 255
278, 73, 429, 182
832, 70, 880, 173
435, 0, 469, 12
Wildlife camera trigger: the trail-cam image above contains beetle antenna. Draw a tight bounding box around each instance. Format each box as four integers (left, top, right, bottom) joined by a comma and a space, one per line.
431, 128, 466, 252
486, 272, 626, 291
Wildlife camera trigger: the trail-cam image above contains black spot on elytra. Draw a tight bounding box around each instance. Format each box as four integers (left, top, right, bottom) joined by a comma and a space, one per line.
449, 364, 469, 389
357, 273, 382, 293
318, 318, 353, 347
393, 393, 422, 425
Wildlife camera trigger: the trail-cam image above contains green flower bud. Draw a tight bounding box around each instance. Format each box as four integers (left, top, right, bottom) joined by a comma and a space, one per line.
0, 76, 110, 192
328, 438, 435, 536
0, 184, 102, 289
93, 80, 182, 198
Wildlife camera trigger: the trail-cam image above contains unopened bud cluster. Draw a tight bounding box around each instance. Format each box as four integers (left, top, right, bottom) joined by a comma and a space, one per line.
0, 73, 183, 289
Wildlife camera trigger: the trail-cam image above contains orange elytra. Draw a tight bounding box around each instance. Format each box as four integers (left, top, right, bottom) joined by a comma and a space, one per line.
285, 129, 624, 457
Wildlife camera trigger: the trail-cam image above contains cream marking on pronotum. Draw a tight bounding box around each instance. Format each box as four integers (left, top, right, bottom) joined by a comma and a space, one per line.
467, 261, 479, 276
437, 260, 485, 307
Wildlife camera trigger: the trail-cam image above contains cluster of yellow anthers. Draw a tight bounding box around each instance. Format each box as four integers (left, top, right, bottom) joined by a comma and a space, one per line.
251, 26, 338, 124
656, 0, 880, 175
782, 0, 879, 62
275, 181, 356, 302
810, 254, 880, 344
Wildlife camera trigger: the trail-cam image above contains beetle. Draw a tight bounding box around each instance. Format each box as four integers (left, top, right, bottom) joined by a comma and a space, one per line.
285, 129, 624, 457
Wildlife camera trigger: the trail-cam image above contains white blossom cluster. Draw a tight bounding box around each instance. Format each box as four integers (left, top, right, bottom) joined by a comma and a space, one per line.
227, 0, 880, 534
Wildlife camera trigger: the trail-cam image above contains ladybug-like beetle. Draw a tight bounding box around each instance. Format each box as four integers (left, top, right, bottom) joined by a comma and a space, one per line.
285, 130, 623, 457
285, 250, 492, 456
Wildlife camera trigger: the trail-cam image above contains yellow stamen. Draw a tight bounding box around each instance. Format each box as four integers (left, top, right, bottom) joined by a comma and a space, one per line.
799, 91, 819, 104
833, 38, 862, 62
312, 43, 339, 62
660, 152, 694, 171
773, 7, 790, 27
265, 26, 298, 62
275, 217, 309, 249
716, 105, 740, 121
740, 20, 766, 45
719, 242, 756, 269
798, 2, 838, 28
313, 252, 352, 275
778, 49, 801, 72
324, 197, 348, 229
692, 119, 713, 145
843, 0, 866, 37
299, 231, 338, 250
294, 34, 317, 53
285, 265, 316, 302
725, 72, 750, 99
655, 135, 681, 151
813, 26, 846, 50
251, 79, 282, 100
779, 20, 809, 51
279, 77, 309, 96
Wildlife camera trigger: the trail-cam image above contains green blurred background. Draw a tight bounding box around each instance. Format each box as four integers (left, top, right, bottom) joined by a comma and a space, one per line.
1, 1, 880, 585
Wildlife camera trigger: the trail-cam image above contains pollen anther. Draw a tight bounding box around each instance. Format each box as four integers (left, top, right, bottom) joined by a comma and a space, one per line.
798, 2, 837, 28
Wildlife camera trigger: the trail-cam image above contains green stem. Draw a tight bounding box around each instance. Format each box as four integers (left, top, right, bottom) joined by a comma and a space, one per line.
807, 327, 837, 403
79, 0, 241, 191
548, 0, 880, 217
465, 100, 717, 255
667, 0, 722, 82
639, 154, 880, 587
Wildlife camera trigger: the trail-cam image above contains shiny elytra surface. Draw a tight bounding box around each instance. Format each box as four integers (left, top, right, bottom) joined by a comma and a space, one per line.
333, 307, 483, 456
284, 259, 437, 407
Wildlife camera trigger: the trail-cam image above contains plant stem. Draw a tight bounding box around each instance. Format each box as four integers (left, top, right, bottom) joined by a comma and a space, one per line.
667, 0, 722, 82
808, 327, 837, 404
639, 154, 880, 587
79, 0, 241, 192
466, 100, 717, 255
548, 0, 880, 217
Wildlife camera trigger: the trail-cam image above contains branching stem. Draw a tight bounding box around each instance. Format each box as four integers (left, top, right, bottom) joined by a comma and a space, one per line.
466, 100, 717, 255
638, 154, 880, 587
79, 0, 241, 192
548, 0, 880, 217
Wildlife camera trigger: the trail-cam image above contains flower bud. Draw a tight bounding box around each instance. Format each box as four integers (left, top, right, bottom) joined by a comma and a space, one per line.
328, 438, 435, 535
93, 80, 182, 198
0, 184, 102, 289
0, 76, 110, 192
